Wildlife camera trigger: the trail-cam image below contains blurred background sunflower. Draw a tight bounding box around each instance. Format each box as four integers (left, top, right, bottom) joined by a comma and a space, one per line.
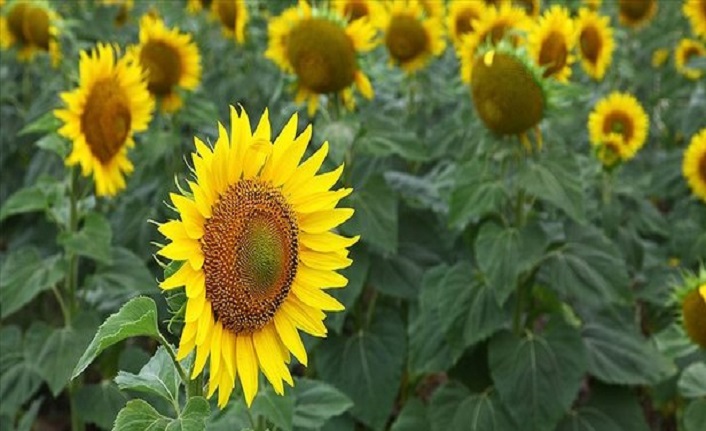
618, 0, 657, 29
527, 5, 576, 82
675, 38, 705, 80
672, 266, 706, 350
683, 128, 706, 202
588, 92, 649, 165
0, 0, 61, 66
213, 0, 248, 43
446, 0, 486, 52
575, 7, 614, 80
683, 0, 706, 38
331, 0, 384, 24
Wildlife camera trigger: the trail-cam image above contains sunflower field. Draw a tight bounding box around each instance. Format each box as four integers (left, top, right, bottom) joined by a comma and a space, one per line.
1, 0, 705, 430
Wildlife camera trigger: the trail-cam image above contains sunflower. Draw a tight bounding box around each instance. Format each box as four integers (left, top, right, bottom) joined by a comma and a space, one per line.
213, 0, 248, 43
675, 38, 706, 80
528, 5, 575, 82
54, 44, 155, 197
331, 0, 384, 24
129, 14, 202, 113
591, 132, 625, 168
588, 92, 649, 164
684, 0, 706, 38
470, 46, 546, 136
378, 0, 445, 74
418, 0, 444, 18
100, 0, 133, 26
583, 0, 601, 10
157, 105, 357, 407
618, 0, 657, 29
0, 0, 61, 66
459, 3, 531, 83
187, 0, 213, 14
575, 7, 614, 81
512, 0, 541, 18
265, 1, 376, 116
651, 48, 669, 68
446, 0, 486, 51
673, 267, 706, 349
683, 128, 706, 202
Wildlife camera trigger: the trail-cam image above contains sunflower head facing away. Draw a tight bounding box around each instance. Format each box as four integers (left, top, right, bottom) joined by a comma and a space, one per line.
672, 266, 706, 349
446, 0, 486, 51
470, 46, 546, 136
54, 43, 155, 197
528, 5, 576, 82
618, 0, 657, 29
213, 0, 248, 43
683, 128, 706, 203
0, 0, 61, 66
575, 7, 614, 81
380, 0, 446, 74
459, 3, 532, 83
588, 92, 649, 165
157, 105, 357, 408
265, 1, 376, 116
675, 38, 706, 81
684, 0, 706, 38
129, 14, 202, 113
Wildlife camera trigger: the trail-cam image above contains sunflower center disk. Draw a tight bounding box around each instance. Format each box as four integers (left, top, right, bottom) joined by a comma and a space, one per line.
215, 0, 237, 30
603, 112, 634, 142
7, 3, 30, 44
619, 0, 653, 21
286, 18, 356, 94
23, 6, 50, 50
682, 289, 706, 349
580, 26, 601, 63
698, 152, 706, 184
539, 31, 567, 77
345, 1, 369, 21
80, 79, 132, 164
202, 180, 299, 334
471, 52, 544, 135
140, 41, 182, 96
385, 15, 428, 63
455, 10, 477, 37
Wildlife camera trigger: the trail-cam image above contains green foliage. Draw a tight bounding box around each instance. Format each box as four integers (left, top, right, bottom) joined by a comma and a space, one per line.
113, 397, 209, 431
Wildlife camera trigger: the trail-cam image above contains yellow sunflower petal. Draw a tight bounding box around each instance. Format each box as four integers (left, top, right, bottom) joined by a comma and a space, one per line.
253, 324, 286, 394
236, 335, 259, 407
279, 297, 328, 337
299, 208, 355, 234
297, 265, 349, 289
292, 281, 345, 311
300, 232, 360, 253
273, 311, 308, 366
300, 248, 353, 271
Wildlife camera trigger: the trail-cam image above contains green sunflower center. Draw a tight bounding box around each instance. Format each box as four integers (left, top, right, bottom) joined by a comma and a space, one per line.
7, 2, 30, 44
682, 288, 706, 349
286, 18, 357, 94
471, 52, 545, 135
603, 111, 634, 142
80, 78, 132, 164
619, 0, 654, 23
215, 0, 237, 31
385, 15, 429, 63
203, 179, 299, 334
455, 9, 478, 38
344, 0, 369, 21
140, 41, 182, 96
580, 25, 602, 63
23, 6, 51, 50
539, 31, 568, 77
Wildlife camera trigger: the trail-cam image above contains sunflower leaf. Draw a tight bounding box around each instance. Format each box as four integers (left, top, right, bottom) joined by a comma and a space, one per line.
344, 175, 398, 255
428, 381, 516, 431
58, 212, 113, 264
678, 361, 706, 398
292, 378, 353, 430
390, 397, 430, 431
76, 382, 127, 430
112, 396, 209, 431
684, 399, 706, 431
115, 346, 181, 405
0, 178, 65, 222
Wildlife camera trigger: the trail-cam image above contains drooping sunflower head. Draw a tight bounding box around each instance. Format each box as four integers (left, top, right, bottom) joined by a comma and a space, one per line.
380, 0, 446, 74
618, 0, 657, 29
332, 0, 384, 23
672, 266, 706, 349
265, 1, 376, 116
0, 0, 61, 66
54, 43, 155, 197
528, 5, 576, 82
128, 14, 202, 113
212, 0, 248, 43
459, 2, 532, 83
446, 0, 486, 50
675, 38, 706, 81
683, 128, 706, 202
684, 0, 706, 38
512, 0, 541, 18
575, 7, 614, 81
470, 45, 547, 136
588, 92, 649, 164
157, 105, 357, 408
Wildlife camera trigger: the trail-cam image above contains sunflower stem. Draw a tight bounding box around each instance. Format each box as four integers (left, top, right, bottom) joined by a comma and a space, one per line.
157, 333, 189, 394
69, 381, 83, 431
601, 169, 614, 205
185, 357, 203, 399
51, 284, 70, 326
66, 167, 80, 319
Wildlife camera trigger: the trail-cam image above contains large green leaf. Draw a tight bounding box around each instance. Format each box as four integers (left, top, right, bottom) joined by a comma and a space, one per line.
37, 312, 100, 396
115, 346, 181, 406
684, 399, 706, 431
428, 382, 515, 431
73, 297, 161, 379
448, 161, 507, 230
344, 175, 398, 255
488, 319, 587, 431
369, 252, 422, 299
554, 408, 623, 431
58, 212, 113, 264
0, 179, 64, 221
112, 397, 209, 431
539, 224, 632, 306
390, 397, 429, 431
582, 384, 650, 431
579, 308, 675, 385
475, 222, 548, 304
293, 378, 353, 430
678, 361, 706, 398
316, 307, 406, 431
251, 385, 294, 431
76, 382, 127, 430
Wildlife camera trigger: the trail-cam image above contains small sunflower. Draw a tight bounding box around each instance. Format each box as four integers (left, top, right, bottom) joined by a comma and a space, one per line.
528, 5, 576, 82
265, 1, 376, 116
470, 46, 547, 136
129, 14, 202, 113
675, 38, 706, 80
512, 0, 541, 18
684, 0, 706, 38
651, 48, 669, 68
618, 0, 657, 29
575, 7, 614, 81
672, 266, 706, 349
459, 3, 532, 83
380, 0, 446, 74
331, 0, 384, 23
683, 128, 706, 202
213, 0, 248, 43
157, 105, 357, 407
54, 44, 155, 197
588, 92, 649, 164
446, 0, 486, 51
0, 0, 61, 66
187, 0, 213, 14
100, 0, 134, 27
